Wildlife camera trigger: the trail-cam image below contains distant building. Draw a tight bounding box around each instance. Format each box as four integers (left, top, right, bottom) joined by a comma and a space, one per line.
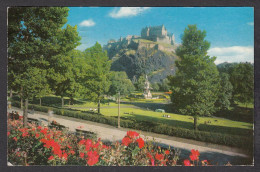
141, 25, 175, 45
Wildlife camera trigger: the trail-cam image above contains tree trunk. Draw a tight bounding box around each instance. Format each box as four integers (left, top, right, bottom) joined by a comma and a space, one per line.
61, 96, 64, 108
23, 98, 28, 127
98, 99, 100, 114
10, 89, 13, 98
40, 98, 42, 106
21, 98, 23, 109
118, 92, 120, 128
70, 97, 74, 105
20, 87, 23, 108
194, 116, 198, 130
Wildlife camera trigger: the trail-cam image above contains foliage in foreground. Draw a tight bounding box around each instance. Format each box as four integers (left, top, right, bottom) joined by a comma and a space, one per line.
8, 118, 214, 166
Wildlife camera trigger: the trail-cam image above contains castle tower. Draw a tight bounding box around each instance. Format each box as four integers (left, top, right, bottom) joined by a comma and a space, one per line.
143, 75, 152, 99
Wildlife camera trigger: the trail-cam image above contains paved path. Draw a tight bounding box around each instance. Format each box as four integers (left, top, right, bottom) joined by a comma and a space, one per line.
8, 107, 250, 161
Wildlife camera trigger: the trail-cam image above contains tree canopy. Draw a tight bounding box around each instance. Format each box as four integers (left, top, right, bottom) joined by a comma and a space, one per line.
83, 42, 111, 113
8, 7, 81, 125
169, 25, 220, 130
109, 71, 135, 96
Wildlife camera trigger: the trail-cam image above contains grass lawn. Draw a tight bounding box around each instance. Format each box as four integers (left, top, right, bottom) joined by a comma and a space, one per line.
95, 107, 253, 136
12, 93, 253, 137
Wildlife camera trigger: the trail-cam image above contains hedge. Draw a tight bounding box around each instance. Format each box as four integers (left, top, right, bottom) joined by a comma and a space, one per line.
11, 101, 253, 152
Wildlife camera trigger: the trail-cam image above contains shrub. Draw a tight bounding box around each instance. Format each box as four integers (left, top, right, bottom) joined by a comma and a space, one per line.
11, 101, 253, 151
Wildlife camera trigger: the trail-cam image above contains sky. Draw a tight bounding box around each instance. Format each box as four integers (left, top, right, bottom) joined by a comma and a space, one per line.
66, 7, 254, 64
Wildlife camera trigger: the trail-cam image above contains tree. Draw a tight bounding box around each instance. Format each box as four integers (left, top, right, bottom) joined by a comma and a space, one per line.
83, 42, 111, 114
8, 7, 80, 126
230, 62, 254, 107
136, 75, 146, 91
215, 73, 233, 111
160, 78, 170, 92
168, 25, 220, 130
48, 25, 81, 108
109, 71, 135, 96
151, 82, 160, 92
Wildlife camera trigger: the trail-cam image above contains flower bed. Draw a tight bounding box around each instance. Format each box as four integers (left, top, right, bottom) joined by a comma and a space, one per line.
7, 118, 216, 166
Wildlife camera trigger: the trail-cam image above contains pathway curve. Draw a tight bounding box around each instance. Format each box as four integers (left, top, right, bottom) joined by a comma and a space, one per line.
8, 107, 249, 160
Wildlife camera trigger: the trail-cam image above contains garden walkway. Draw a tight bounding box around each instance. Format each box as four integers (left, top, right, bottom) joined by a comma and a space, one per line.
8, 107, 251, 165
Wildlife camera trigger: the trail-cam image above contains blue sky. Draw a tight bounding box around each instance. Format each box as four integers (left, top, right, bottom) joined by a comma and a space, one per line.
66, 7, 254, 64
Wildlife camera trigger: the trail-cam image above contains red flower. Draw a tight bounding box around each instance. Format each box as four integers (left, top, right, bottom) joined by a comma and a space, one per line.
136, 138, 145, 149
184, 159, 191, 166
122, 136, 131, 146
85, 139, 92, 151
48, 156, 54, 160
151, 158, 155, 166
155, 153, 164, 161
189, 153, 198, 161
70, 150, 75, 155
62, 153, 68, 160
191, 149, 200, 157
13, 137, 17, 142
40, 128, 48, 135
190, 149, 200, 161
165, 150, 170, 155
87, 151, 99, 166
7, 132, 10, 136
35, 133, 40, 138
37, 126, 42, 130
78, 139, 86, 145
80, 152, 84, 159
22, 132, 29, 137
127, 131, 139, 139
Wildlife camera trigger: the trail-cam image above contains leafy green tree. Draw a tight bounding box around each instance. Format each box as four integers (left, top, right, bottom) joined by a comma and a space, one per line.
151, 82, 160, 92
230, 62, 254, 107
136, 75, 146, 91
215, 73, 233, 111
8, 7, 80, 126
160, 78, 170, 92
83, 42, 111, 114
169, 25, 220, 130
109, 71, 135, 96
65, 50, 88, 105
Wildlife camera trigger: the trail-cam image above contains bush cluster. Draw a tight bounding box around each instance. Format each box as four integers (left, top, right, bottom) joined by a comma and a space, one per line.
11, 101, 253, 151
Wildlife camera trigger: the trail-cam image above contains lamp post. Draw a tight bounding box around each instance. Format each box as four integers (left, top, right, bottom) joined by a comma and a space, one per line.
118, 91, 120, 128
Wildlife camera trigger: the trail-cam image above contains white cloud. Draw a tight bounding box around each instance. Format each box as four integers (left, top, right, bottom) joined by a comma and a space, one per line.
247, 22, 254, 26
208, 46, 254, 64
109, 7, 150, 18
79, 19, 95, 27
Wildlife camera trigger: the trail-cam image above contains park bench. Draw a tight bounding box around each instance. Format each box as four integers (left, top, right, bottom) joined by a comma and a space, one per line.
75, 129, 97, 140
49, 121, 69, 131
8, 112, 20, 120
28, 118, 41, 125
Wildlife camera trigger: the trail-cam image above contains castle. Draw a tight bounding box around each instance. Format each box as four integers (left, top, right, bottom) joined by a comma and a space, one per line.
104, 25, 176, 53
141, 25, 175, 45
